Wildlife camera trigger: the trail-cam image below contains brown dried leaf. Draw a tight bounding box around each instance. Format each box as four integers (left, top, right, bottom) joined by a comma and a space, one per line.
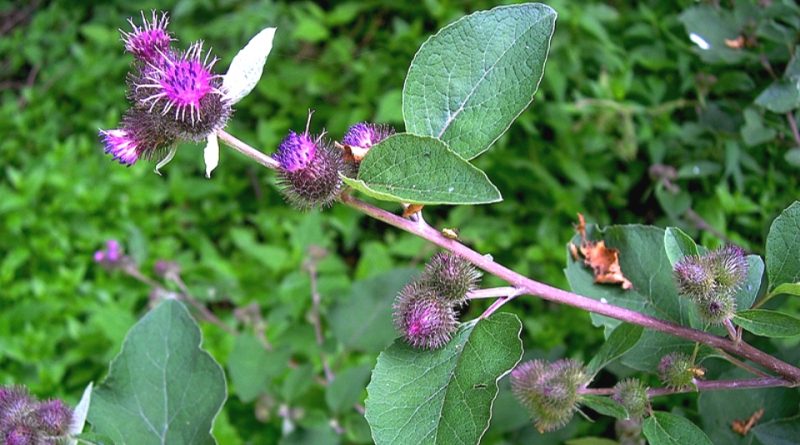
731, 408, 764, 436
724, 36, 745, 49
402, 204, 425, 218
574, 213, 633, 290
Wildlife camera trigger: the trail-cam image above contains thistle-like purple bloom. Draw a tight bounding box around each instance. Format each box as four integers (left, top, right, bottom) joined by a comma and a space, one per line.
121, 11, 173, 64
274, 128, 345, 209
99, 107, 177, 165
94, 239, 124, 266
274, 131, 318, 172
342, 122, 394, 150
393, 283, 458, 349
0, 385, 73, 444
98, 128, 140, 165
134, 42, 230, 139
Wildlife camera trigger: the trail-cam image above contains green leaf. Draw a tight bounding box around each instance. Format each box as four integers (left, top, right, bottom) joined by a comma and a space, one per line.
329, 268, 417, 353
755, 80, 800, 113
580, 395, 628, 420
365, 313, 522, 445
227, 334, 289, 402
678, 6, 746, 64
342, 134, 501, 205
767, 201, 800, 289
753, 416, 800, 445
586, 323, 643, 376
88, 300, 226, 445
771, 282, 800, 298
785, 148, 800, 168
664, 227, 700, 267
733, 309, 800, 338
699, 369, 800, 445
643, 412, 713, 445
732, 255, 764, 312
741, 108, 777, 146
326, 365, 372, 414
403, 4, 556, 159
566, 438, 620, 445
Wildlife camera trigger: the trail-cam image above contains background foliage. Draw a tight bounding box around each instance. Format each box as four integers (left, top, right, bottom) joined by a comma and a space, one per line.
1, 0, 798, 443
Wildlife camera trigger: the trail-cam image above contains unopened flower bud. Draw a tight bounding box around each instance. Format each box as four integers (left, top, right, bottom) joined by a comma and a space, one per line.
657, 352, 696, 390
121, 11, 173, 64
94, 240, 125, 267
420, 252, 481, 305
697, 293, 736, 325
275, 131, 344, 209
706, 245, 748, 292
612, 378, 650, 420
511, 359, 589, 432
393, 283, 458, 349
673, 256, 714, 301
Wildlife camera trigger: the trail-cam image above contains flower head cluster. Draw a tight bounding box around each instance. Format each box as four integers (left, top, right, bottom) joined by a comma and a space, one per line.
612, 378, 650, 420
673, 245, 748, 324
93, 239, 125, 267
100, 11, 231, 166
0, 386, 73, 445
392, 252, 479, 349
510, 359, 589, 432
658, 352, 697, 390
340, 122, 395, 162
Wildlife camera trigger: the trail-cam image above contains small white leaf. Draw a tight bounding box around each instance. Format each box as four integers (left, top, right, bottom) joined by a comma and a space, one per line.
223, 27, 277, 105
67, 381, 93, 445
204, 132, 220, 178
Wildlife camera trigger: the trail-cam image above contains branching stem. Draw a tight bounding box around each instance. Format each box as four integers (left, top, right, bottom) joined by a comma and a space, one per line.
580, 376, 790, 398
220, 130, 800, 385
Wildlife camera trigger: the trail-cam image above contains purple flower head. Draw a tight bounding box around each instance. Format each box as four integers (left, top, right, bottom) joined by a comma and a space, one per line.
698, 293, 736, 324
420, 252, 482, 305
673, 256, 714, 301
275, 131, 318, 173
707, 245, 748, 291
99, 107, 177, 165
121, 11, 173, 64
0, 386, 32, 426
94, 240, 125, 267
154, 259, 180, 278
134, 42, 231, 140
34, 400, 72, 435
4, 424, 34, 445
98, 128, 140, 165
393, 283, 457, 349
510, 359, 588, 433
341, 123, 395, 161
274, 118, 345, 209
612, 378, 650, 420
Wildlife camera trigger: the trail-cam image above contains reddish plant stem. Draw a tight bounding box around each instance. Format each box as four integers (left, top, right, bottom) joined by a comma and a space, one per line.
304, 254, 335, 384
580, 377, 791, 398
219, 131, 800, 384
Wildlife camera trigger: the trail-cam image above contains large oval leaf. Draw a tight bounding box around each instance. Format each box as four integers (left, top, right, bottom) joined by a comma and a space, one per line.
365, 313, 522, 445
88, 300, 227, 445
733, 309, 800, 338
766, 201, 800, 290
342, 134, 501, 205
403, 3, 556, 159
643, 412, 713, 445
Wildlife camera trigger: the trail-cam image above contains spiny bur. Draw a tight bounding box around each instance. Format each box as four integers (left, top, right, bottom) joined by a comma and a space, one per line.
420, 252, 482, 305
511, 359, 589, 432
392, 282, 458, 350
612, 378, 650, 420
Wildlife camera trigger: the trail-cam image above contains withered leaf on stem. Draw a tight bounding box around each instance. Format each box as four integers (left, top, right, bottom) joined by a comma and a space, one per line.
571, 213, 633, 290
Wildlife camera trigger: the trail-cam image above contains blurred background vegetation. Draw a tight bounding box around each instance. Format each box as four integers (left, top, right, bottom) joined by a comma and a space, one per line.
1, 0, 798, 443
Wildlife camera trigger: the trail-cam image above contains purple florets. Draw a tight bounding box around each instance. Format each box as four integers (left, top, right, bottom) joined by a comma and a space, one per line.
98, 128, 140, 165
134, 42, 231, 139
342, 122, 394, 150
121, 11, 173, 64
94, 239, 124, 266
393, 283, 458, 350
275, 131, 318, 172
0, 386, 73, 444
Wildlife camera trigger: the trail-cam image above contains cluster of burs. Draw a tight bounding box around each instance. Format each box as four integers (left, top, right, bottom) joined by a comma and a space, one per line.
0, 386, 73, 445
